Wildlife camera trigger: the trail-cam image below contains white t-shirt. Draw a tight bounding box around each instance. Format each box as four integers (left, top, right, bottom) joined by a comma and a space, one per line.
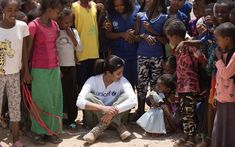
0, 20, 29, 75
77, 74, 137, 113
56, 28, 82, 66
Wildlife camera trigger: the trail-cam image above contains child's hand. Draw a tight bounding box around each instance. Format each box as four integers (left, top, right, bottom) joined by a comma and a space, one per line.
204, 15, 214, 26
96, 3, 105, 12
143, 21, 154, 33
122, 29, 136, 43
23, 72, 32, 84
152, 102, 160, 108
103, 20, 112, 32
196, 24, 207, 35
144, 35, 157, 45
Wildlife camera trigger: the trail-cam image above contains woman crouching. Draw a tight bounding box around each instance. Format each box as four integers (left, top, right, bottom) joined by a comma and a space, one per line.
76, 55, 137, 144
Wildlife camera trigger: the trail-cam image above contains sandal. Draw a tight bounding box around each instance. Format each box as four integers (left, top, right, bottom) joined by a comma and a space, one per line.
174, 138, 187, 147
183, 141, 195, 147
32, 135, 46, 145
46, 135, 62, 144
67, 123, 79, 135
12, 140, 24, 147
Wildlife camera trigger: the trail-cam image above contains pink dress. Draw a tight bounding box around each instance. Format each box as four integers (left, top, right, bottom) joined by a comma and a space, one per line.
28, 18, 59, 68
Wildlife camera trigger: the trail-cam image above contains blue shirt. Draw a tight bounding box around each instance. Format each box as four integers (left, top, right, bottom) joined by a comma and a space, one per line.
109, 6, 140, 60
177, 10, 189, 27
179, 1, 192, 20
137, 12, 167, 57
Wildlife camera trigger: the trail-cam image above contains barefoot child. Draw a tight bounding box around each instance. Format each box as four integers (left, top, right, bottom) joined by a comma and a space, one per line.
212, 22, 235, 147
165, 19, 207, 147
0, 0, 29, 146
56, 7, 82, 132
137, 74, 177, 135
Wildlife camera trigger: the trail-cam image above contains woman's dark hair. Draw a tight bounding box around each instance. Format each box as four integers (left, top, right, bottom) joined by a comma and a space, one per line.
58, 7, 72, 20
39, 0, 66, 13
164, 18, 186, 38
158, 74, 176, 90
107, 0, 134, 15
0, 0, 19, 9
94, 55, 125, 75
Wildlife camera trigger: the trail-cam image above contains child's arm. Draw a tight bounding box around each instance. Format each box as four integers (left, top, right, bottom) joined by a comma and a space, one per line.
22, 36, 32, 84
67, 28, 83, 52
189, 46, 207, 65
143, 21, 168, 44
105, 29, 136, 44
148, 96, 161, 108
215, 48, 235, 80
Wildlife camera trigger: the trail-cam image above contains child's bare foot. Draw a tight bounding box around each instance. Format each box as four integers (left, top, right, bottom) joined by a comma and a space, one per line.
174, 134, 188, 147
196, 141, 208, 147
183, 135, 195, 147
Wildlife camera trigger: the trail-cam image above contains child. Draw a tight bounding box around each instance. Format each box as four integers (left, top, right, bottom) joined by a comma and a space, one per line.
56, 7, 82, 132
165, 19, 207, 147
0, 0, 29, 146
27, 0, 65, 145
212, 22, 235, 147
106, 0, 140, 88
71, 0, 100, 93
214, 2, 231, 25
135, 0, 168, 119
167, 0, 189, 27
137, 74, 176, 135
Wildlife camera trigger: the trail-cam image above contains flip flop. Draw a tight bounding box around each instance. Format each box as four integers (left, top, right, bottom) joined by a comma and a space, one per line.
46, 135, 62, 144
32, 135, 46, 145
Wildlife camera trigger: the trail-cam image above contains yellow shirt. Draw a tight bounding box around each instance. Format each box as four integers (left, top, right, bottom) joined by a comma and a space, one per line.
72, 1, 99, 61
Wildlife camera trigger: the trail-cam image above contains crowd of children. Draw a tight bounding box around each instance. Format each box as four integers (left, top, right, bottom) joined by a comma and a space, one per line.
0, 0, 234, 147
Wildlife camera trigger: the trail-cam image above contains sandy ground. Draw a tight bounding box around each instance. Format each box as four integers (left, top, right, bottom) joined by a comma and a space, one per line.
0, 110, 178, 147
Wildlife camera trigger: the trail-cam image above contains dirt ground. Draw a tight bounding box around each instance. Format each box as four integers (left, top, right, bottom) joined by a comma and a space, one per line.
0, 110, 178, 147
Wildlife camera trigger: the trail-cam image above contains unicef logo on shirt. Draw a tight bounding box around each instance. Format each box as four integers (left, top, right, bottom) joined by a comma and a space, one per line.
112, 21, 119, 29
95, 91, 117, 97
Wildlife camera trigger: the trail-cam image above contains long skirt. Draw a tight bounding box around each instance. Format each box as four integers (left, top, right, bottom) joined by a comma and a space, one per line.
31, 68, 63, 135
211, 101, 235, 147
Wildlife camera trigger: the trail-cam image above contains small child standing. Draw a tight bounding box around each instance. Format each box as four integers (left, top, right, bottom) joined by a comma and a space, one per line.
137, 74, 176, 135
165, 19, 207, 147
212, 22, 235, 147
56, 7, 82, 131
0, 0, 29, 146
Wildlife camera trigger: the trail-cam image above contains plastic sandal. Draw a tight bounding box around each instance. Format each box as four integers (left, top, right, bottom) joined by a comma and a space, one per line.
46, 135, 62, 144
32, 135, 46, 145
